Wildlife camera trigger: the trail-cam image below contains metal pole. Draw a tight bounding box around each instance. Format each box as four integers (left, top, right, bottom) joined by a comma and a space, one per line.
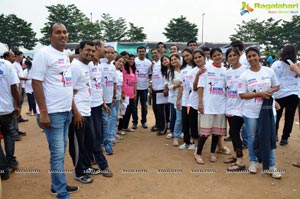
202, 13, 205, 44
90, 12, 93, 23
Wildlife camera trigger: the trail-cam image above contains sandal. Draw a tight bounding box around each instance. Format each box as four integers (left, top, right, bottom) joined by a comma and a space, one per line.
227, 163, 246, 172
210, 155, 217, 163
194, 155, 205, 164
292, 162, 300, 168
224, 156, 237, 164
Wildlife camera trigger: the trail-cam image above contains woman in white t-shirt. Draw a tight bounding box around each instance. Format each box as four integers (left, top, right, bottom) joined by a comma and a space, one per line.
238, 47, 281, 179
194, 48, 227, 164
271, 44, 300, 146
167, 54, 183, 146
178, 48, 194, 150
224, 48, 247, 171
23, 59, 36, 115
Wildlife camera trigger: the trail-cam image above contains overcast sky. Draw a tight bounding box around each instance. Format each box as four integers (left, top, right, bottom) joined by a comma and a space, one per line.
0, 0, 298, 43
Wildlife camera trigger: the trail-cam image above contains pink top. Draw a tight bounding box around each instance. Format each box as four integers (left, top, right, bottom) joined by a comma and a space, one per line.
122, 65, 137, 99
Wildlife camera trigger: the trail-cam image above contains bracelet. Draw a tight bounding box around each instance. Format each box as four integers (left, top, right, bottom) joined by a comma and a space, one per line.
39, 109, 48, 112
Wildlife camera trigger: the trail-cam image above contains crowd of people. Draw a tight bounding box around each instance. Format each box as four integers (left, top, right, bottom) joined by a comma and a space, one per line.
1, 22, 300, 199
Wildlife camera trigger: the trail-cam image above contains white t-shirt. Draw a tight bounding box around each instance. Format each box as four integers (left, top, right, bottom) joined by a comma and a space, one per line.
197, 64, 226, 114
238, 66, 279, 118
151, 60, 166, 91
99, 62, 117, 104
116, 70, 123, 100
240, 52, 249, 67
71, 59, 91, 116
13, 61, 25, 88
135, 57, 152, 90
187, 66, 200, 110
225, 65, 247, 117
31, 46, 73, 114
271, 60, 299, 99
181, 65, 192, 107
23, 68, 33, 94
168, 71, 183, 107
0, 59, 20, 115
89, 61, 103, 107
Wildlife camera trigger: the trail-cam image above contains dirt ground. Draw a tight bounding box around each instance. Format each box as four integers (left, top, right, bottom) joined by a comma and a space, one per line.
1, 102, 300, 199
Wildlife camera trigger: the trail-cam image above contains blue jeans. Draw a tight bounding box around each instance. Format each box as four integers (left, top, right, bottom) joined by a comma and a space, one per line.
169, 103, 176, 133
109, 100, 120, 138
174, 109, 182, 139
243, 116, 275, 167
133, 89, 148, 125
103, 103, 113, 145
37, 111, 72, 199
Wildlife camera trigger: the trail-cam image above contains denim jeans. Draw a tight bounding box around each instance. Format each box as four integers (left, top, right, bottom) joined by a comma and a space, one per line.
243, 116, 275, 167
103, 103, 113, 145
133, 89, 148, 125
0, 112, 17, 170
37, 111, 72, 199
26, 92, 36, 113
169, 103, 176, 133
91, 105, 108, 170
109, 100, 120, 138
173, 108, 182, 139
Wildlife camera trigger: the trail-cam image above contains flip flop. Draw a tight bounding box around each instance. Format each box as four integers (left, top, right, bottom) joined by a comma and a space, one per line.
210, 156, 217, 163
292, 162, 300, 168
194, 155, 205, 164
224, 157, 237, 164
227, 163, 246, 172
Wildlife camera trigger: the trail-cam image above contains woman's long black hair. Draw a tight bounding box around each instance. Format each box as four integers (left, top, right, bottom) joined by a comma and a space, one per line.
124, 54, 136, 74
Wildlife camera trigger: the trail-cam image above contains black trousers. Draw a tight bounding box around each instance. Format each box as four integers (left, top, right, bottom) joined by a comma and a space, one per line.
69, 116, 95, 176
184, 107, 199, 144
196, 135, 219, 155
276, 94, 299, 140
227, 116, 244, 158
120, 98, 135, 129
152, 90, 167, 131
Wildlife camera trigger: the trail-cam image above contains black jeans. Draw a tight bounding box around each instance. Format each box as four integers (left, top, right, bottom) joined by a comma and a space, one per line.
227, 116, 244, 158
91, 105, 108, 170
133, 89, 148, 125
152, 90, 167, 131
184, 107, 199, 144
0, 112, 17, 170
120, 98, 135, 129
26, 92, 36, 113
69, 116, 95, 176
276, 94, 299, 140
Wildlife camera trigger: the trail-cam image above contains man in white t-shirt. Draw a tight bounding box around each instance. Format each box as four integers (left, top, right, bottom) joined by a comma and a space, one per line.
132, 46, 152, 129
31, 23, 79, 197
0, 59, 20, 180
68, 41, 101, 184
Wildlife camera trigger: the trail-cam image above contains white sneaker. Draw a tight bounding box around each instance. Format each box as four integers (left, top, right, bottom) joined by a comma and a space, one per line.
178, 143, 189, 150
117, 131, 126, 135
249, 161, 257, 174
180, 133, 184, 139
188, 144, 196, 151
114, 134, 123, 140
268, 166, 282, 179
166, 133, 173, 139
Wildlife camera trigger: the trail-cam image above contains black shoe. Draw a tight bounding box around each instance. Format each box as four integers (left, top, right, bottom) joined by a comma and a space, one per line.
74, 174, 93, 184
132, 124, 137, 129
224, 137, 232, 142
18, 131, 27, 136
280, 139, 288, 146
84, 167, 101, 175
142, 123, 148, 129
18, 117, 29, 123
9, 161, 19, 170
242, 144, 248, 149
151, 126, 159, 132
50, 185, 80, 195
100, 167, 113, 177
0, 169, 9, 180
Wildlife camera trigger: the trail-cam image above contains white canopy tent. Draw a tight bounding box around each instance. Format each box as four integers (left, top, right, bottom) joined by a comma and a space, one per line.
0, 42, 9, 56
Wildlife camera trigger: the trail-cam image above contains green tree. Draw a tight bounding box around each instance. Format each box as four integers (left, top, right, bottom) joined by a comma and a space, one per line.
281, 15, 300, 50
126, 22, 147, 42
79, 21, 102, 41
163, 15, 198, 42
0, 14, 37, 50
100, 13, 127, 41
40, 4, 91, 45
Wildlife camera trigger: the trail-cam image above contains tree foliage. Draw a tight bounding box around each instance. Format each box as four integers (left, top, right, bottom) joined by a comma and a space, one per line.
230, 16, 300, 54
126, 22, 147, 42
163, 16, 198, 42
0, 14, 37, 50
100, 13, 127, 42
